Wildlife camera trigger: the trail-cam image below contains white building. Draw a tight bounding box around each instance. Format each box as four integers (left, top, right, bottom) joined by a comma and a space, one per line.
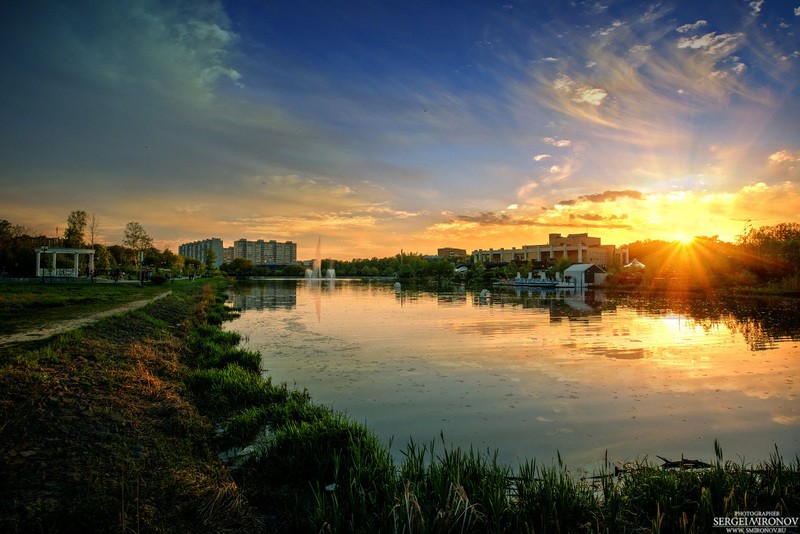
562, 263, 606, 288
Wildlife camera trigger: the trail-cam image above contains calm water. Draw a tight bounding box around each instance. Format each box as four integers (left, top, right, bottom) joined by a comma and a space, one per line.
225, 279, 800, 470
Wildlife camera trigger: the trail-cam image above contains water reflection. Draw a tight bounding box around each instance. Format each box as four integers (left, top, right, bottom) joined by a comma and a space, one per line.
228, 280, 298, 311
226, 280, 799, 468
491, 287, 614, 321
623, 292, 800, 351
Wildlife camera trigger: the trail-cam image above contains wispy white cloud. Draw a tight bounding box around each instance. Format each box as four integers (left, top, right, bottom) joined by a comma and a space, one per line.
543, 137, 572, 147
593, 20, 624, 37
676, 32, 743, 57
768, 149, 800, 163
676, 20, 708, 33
749, 0, 764, 16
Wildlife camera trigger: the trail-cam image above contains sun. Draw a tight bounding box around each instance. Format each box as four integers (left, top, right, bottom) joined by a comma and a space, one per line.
674, 232, 694, 245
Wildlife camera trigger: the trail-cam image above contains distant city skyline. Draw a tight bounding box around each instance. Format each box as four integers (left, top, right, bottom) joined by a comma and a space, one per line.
1, 1, 798, 260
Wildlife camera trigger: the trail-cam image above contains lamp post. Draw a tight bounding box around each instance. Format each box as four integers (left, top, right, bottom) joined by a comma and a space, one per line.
40, 246, 48, 284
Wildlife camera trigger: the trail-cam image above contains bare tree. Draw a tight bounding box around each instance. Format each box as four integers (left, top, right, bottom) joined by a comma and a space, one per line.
88, 213, 101, 247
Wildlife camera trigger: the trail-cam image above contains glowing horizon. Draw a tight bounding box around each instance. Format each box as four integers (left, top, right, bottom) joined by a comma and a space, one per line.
1, 1, 798, 260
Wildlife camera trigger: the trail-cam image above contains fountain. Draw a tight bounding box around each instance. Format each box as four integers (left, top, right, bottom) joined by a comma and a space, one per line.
305, 237, 336, 279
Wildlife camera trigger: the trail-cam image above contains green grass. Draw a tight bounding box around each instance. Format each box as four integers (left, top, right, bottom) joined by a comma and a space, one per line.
186, 324, 261, 372
0, 278, 262, 532
234, 427, 799, 533
0, 281, 173, 335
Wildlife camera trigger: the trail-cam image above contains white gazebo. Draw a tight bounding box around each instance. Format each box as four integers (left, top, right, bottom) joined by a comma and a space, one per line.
36, 247, 95, 278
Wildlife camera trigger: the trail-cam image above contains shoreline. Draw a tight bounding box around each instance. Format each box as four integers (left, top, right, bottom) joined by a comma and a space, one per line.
1, 278, 797, 531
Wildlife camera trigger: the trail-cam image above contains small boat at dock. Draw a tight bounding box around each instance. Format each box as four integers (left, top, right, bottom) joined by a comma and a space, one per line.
495, 271, 558, 288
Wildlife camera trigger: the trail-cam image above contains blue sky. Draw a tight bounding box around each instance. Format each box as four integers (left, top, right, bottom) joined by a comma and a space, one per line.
1, 0, 798, 258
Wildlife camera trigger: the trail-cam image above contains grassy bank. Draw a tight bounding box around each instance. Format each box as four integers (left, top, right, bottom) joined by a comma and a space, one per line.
1, 280, 798, 532
0, 279, 261, 531
0, 282, 171, 335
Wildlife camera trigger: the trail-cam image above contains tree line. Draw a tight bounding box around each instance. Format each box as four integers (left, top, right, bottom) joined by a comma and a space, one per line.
0, 212, 203, 278
614, 224, 800, 291
218, 253, 460, 280
3, 213, 797, 290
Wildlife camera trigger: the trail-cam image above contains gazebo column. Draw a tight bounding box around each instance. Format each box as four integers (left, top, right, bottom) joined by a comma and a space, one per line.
36, 250, 42, 275
89, 253, 95, 275
50, 252, 56, 272
73, 252, 80, 276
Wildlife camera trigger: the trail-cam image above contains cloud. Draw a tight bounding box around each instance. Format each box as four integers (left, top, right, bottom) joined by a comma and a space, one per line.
676, 20, 708, 33
768, 150, 800, 163
749, 0, 764, 16
676, 32, 743, 57
424, 180, 799, 252
570, 213, 629, 221
539, 161, 575, 186
543, 137, 572, 147
627, 44, 652, 63
533, 154, 551, 161
552, 74, 608, 106
593, 20, 624, 37
454, 211, 517, 225
558, 190, 644, 205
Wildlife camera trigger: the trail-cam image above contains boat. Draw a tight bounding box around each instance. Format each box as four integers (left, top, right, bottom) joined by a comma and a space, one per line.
495, 271, 558, 288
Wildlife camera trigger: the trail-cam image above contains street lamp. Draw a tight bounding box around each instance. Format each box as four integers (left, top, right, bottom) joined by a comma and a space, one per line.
40, 246, 48, 284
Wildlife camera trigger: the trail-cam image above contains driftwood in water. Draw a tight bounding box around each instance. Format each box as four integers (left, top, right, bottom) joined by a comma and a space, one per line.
655, 456, 712, 469
585, 456, 713, 480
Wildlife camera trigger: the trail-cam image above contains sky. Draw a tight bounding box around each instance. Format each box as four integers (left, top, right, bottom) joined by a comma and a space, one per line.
1, 0, 799, 260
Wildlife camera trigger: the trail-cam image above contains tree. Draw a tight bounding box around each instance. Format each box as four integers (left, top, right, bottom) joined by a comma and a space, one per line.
63, 210, 87, 248
92, 244, 112, 274
88, 213, 100, 247
0, 220, 41, 276
205, 247, 217, 271
123, 222, 153, 253
123, 222, 153, 276
221, 257, 254, 276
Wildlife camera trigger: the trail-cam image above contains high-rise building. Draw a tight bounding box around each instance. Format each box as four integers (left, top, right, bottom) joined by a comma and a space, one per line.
178, 238, 224, 268
233, 238, 297, 266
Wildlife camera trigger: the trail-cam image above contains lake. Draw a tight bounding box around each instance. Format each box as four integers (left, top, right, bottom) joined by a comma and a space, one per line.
225, 279, 800, 471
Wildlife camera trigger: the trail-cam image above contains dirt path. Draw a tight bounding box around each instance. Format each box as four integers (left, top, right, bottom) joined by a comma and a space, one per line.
0, 291, 172, 347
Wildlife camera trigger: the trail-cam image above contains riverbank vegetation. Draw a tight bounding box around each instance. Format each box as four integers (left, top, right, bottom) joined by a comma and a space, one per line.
2, 280, 798, 531
0, 215, 203, 279
0, 282, 170, 335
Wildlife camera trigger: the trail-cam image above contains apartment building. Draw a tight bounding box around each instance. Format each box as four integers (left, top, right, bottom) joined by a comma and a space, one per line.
472, 233, 628, 267
178, 238, 224, 268
233, 238, 297, 266
437, 247, 467, 260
